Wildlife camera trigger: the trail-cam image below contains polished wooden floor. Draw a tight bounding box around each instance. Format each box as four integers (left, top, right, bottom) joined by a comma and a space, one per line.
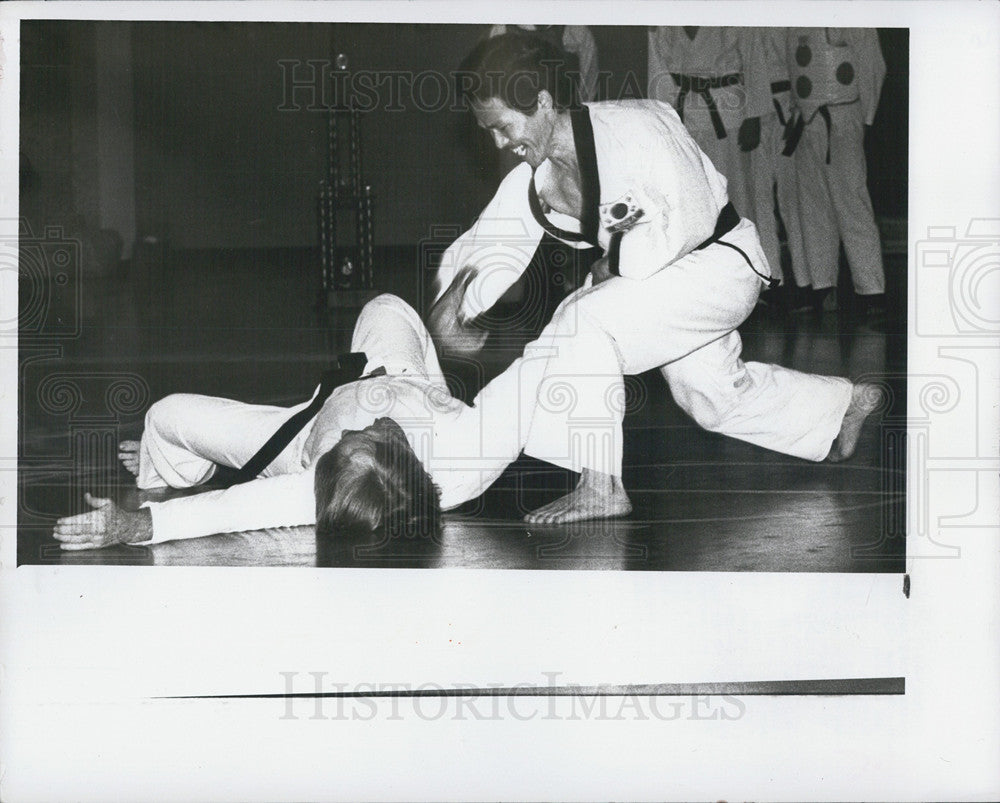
17, 247, 906, 571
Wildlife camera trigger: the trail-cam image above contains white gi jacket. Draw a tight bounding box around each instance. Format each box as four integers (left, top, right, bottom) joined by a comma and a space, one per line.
647, 27, 772, 134
434, 100, 734, 314
787, 28, 886, 125
434, 99, 852, 477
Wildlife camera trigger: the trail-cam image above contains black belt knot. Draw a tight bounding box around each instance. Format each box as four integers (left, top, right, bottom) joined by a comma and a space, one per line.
671, 72, 741, 139
770, 80, 792, 127
781, 105, 832, 164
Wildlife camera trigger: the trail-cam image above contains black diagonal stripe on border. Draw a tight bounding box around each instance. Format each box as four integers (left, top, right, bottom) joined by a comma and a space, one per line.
159, 677, 904, 699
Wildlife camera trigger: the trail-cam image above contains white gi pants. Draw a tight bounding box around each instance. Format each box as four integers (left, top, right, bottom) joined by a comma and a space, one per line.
794, 101, 886, 294
137, 295, 445, 491
746, 111, 811, 288
523, 217, 854, 477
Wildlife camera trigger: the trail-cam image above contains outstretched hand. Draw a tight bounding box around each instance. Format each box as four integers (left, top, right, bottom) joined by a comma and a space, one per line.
53, 492, 153, 550
427, 266, 489, 354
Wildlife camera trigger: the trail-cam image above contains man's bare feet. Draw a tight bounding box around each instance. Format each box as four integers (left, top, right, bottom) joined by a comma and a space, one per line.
827, 382, 885, 462
524, 468, 633, 525
118, 440, 141, 476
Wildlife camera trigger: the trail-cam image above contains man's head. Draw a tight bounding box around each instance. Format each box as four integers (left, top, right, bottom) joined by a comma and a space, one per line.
457, 31, 579, 168
314, 417, 441, 538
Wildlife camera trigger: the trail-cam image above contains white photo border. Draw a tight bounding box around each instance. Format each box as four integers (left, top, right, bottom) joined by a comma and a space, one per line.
1, 2, 998, 801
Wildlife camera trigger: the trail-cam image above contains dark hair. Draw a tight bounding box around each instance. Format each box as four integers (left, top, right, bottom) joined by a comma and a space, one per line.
314, 421, 442, 539
456, 30, 580, 113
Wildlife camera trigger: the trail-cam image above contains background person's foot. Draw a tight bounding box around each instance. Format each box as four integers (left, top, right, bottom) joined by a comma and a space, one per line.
814, 286, 838, 312
787, 284, 814, 313
859, 292, 888, 327
118, 440, 141, 476
827, 383, 885, 462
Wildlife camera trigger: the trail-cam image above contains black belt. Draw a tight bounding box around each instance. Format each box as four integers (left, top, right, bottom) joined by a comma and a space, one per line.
608, 201, 776, 288
609, 203, 740, 276
694, 200, 740, 251
232, 352, 383, 483
671, 72, 741, 139
781, 105, 832, 164
771, 80, 792, 127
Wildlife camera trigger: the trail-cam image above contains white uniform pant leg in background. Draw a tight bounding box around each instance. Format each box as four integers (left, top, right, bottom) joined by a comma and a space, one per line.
795, 101, 886, 294
547, 219, 852, 463
663, 331, 852, 461
795, 110, 843, 290
349, 293, 446, 381
774, 127, 813, 288
745, 113, 783, 284
690, 126, 753, 224
137, 394, 312, 489
824, 102, 885, 295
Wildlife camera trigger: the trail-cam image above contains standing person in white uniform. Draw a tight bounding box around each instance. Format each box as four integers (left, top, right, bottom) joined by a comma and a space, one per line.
746, 27, 813, 310
433, 31, 882, 523
646, 26, 771, 225
785, 27, 887, 314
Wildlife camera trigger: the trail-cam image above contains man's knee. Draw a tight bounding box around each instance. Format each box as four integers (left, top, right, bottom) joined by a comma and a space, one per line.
356, 293, 420, 334
363, 293, 413, 317
144, 393, 196, 435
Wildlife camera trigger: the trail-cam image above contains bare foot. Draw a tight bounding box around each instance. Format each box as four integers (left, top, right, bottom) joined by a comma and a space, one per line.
827, 383, 885, 462
118, 440, 141, 476
524, 468, 633, 525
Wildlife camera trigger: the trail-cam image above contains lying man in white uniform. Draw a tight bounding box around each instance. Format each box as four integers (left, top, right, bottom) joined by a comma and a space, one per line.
52, 288, 631, 548
432, 32, 883, 524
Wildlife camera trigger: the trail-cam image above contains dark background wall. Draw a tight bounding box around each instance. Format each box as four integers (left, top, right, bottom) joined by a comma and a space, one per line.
20, 21, 908, 256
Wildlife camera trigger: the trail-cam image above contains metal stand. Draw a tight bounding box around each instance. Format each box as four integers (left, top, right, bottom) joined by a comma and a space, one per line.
316, 53, 377, 351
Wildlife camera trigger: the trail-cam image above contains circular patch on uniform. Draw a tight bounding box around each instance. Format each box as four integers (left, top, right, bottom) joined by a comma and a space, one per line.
836, 61, 855, 85
796, 75, 813, 99
611, 202, 629, 220
795, 44, 812, 67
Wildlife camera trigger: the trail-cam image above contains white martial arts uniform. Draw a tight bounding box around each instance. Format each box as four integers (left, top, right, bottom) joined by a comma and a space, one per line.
435, 100, 853, 476
788, 28, 886, 295
746, 27, 811, 289
647, 26, 772, 221
135, 293, 626, 544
